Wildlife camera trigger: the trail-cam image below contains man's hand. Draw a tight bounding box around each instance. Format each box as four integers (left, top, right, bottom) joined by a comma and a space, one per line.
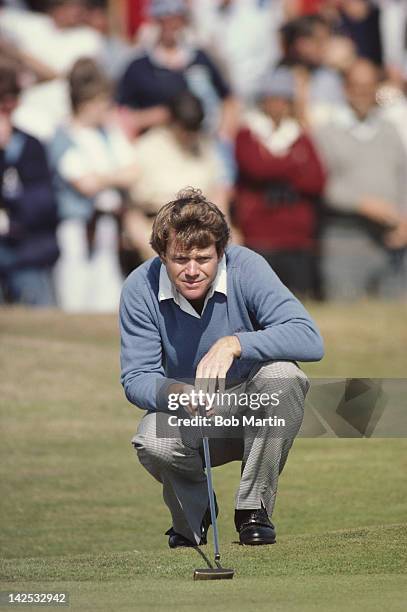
358, 197, 400, 227
384, 219, 407, 249
167, 383, 209, 417
195, 336, 242, 398
167, 336, 241, 417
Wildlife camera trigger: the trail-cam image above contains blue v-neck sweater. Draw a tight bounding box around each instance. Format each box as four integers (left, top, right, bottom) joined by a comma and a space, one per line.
120, 245, 324, 412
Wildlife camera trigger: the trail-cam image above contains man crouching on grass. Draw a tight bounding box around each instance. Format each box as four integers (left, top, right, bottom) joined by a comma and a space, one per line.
120, 188, 324, 548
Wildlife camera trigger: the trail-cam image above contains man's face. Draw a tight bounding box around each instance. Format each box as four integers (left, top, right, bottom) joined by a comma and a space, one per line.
51, 1, 85, 29
0, 94, 18, 118
78, 94, 112, 126
295, 24, 330, 67
346, 62, 378, 118
262, 96, 292, 125
85, 7, 109, 34
162, 236, 221, 303
157, 14, 186, 48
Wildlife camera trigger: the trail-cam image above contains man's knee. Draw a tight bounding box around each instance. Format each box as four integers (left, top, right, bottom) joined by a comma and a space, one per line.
249, 361, 308, 431
252, 360, 309, 396
132, 423, 204, 480
132, 431, 175, 469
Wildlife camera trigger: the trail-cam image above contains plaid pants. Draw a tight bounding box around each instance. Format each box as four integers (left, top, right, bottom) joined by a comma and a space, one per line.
132, 360, 309, 544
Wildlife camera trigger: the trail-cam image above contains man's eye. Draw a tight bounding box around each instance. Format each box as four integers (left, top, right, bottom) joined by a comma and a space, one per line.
175, 258, 188, 263
197, 258, 210, 263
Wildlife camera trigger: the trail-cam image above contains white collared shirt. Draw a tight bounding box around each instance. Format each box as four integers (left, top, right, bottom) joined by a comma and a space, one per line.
158, 254, 227, 319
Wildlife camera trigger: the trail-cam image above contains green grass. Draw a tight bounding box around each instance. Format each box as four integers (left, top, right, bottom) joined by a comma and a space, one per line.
0, 304, 406, 611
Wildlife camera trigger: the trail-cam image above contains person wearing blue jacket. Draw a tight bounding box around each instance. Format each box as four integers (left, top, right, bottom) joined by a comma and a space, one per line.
0, 62, 59, 306
120, 187, 324, 548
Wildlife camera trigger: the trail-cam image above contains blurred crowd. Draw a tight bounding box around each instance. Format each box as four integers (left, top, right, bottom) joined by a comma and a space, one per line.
1, 0, 407, 310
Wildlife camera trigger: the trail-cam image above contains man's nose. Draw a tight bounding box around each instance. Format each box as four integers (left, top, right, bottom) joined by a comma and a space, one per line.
185, 260, 199, 276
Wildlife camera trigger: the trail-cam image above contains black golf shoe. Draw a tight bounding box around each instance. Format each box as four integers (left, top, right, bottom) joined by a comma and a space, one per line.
166, 495, 219, 548
235, 506, 276, 545
166, 527, 197, 548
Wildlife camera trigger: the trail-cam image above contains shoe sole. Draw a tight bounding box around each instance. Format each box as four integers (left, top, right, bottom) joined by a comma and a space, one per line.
240, 538, 276, 545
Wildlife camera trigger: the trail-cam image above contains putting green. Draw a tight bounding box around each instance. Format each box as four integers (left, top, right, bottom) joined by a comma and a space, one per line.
0, 305, 406, 611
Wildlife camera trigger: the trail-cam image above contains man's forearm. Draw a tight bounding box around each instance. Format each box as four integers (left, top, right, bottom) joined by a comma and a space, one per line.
235, 321, 324, 363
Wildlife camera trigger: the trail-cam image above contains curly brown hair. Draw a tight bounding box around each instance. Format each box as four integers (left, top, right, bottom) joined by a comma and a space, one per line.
150, 188, 230, 257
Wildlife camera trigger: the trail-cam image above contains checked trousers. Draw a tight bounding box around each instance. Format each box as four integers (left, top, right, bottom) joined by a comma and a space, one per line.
132, 360, 309, 544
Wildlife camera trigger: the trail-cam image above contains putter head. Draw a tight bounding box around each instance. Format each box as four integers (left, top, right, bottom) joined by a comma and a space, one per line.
193, 568, 234, 580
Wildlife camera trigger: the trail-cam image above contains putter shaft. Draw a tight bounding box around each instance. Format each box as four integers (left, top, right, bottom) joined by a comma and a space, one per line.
201, 435, 220, 560
193, 407, 235, 580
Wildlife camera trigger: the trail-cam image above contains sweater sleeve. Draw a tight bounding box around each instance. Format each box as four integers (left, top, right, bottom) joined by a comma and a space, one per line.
119, 273, 178, 412
234, 252, 324, 363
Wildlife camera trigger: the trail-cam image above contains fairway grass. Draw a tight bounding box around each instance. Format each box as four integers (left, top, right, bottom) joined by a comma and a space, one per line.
1, 304, 406, 611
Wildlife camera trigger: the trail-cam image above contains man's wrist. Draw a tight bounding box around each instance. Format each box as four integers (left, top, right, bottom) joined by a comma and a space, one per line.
227, 335, 242, 358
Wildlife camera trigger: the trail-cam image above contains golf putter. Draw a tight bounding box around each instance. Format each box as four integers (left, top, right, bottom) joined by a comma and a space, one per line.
194, 405, 234, 580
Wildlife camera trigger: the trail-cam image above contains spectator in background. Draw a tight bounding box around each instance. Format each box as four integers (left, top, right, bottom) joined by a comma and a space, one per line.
117, 0, 239, 186
235, 68, 325, 297
83, 0, 134, 82
0, 0, 103, 140
324, 33, 357, 75
315, 58, 407, 300
377, 0, 407, 80
338, 0, 383, 66
0, 16, 59, 88
279, 13, 345, 127
285, 0, 403, 77
0, 61, 59, 306
48, 58, 138, 312
189, 0, 285, 103
377, 79, 407, 156
118, 0, 236, 134
121, 90, 232, 276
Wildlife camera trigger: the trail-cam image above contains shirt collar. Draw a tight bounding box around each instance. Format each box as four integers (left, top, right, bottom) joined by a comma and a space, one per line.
158, 253, 227, 318
148, 43, 195, 70
334, 104, 381, 140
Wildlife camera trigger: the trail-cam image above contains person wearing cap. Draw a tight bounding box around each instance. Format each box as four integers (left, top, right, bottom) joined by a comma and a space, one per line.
117, 0, 239, 181
235, 67, 326, 298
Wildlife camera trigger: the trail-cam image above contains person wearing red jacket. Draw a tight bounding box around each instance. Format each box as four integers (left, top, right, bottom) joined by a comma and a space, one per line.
235, 67, 326, 297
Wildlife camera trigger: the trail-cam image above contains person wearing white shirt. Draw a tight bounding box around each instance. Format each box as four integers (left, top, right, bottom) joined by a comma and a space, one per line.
0, 1, 103, 140
48, 58, 138, 312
